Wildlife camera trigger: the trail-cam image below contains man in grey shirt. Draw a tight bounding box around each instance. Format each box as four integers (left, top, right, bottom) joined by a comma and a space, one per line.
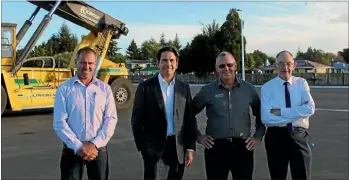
192, 52, 266, 180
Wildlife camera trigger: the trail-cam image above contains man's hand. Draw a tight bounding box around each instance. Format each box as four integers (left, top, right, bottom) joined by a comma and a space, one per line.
77, 142, 98, 161
270, 108, 281, 116
185, 151, 194, 167
245, 137, 261, 151
197, 135, 214, 149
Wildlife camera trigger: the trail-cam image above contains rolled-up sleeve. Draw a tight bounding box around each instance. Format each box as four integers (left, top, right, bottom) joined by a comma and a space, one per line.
53, 86, 83, 153
91, 85, 118, 148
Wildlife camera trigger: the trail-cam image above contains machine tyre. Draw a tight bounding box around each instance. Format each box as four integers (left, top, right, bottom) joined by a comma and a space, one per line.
1, 85, 7, 115
110, 78, 135, 110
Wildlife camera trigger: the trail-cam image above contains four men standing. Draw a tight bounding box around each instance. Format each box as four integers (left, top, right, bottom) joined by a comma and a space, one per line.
54, 46, 315, 180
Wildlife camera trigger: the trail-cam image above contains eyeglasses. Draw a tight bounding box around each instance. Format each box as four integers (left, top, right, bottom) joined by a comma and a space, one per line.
218, 63, 235, 69
277, 62, 293, 67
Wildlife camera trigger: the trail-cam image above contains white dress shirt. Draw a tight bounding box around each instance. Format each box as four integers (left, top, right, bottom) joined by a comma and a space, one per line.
158, 73, 175, 136
53, 76, 118, 153
261, 76, 315, 129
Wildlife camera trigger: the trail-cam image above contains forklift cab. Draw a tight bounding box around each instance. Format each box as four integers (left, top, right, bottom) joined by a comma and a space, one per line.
1, 23, 16, 69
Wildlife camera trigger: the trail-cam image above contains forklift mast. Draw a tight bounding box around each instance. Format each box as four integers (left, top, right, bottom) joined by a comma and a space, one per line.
12, 0, 129, 74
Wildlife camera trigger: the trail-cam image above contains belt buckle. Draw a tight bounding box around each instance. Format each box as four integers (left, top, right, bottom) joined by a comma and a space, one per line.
226, 137, 233, 142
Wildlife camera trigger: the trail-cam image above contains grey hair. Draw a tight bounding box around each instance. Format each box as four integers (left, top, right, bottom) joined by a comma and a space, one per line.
276, 50, 293, 63
215, 51, 235, 65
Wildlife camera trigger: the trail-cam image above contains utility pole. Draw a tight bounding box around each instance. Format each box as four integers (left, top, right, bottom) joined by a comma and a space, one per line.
236, 9, 245, 80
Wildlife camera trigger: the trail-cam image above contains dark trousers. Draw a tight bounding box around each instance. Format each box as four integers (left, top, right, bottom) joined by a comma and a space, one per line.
265, 127, 312, 180
60, 146, 109, 180
204, 138, 254, 180
142, 135, 185, 180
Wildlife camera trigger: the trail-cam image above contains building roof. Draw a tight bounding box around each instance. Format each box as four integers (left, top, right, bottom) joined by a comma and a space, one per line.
332, 62, 349, 70
296, 59, 333, 68
260, 59, 333, 70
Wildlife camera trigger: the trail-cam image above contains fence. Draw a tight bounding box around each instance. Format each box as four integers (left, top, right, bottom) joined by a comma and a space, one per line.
128, 73, 349, 86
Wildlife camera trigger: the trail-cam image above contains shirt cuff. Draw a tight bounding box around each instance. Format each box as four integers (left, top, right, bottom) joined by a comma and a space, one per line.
91, 137, 104, 149
187, 149, 194, 152
73, 141, 83, 154
281, 108, 291, 118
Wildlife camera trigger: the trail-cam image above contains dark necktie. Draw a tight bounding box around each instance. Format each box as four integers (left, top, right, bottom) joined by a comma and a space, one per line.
284, 82, 293, 133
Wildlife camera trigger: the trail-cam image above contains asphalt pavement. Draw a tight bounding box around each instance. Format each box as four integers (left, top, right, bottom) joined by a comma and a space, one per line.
1, 87, 348, 179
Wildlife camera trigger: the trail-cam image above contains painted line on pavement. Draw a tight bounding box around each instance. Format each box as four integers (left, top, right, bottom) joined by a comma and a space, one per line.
316, 108, 349, 112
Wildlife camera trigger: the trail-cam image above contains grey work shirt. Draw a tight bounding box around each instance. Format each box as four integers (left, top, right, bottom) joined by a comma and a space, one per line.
192, 78, 266, 141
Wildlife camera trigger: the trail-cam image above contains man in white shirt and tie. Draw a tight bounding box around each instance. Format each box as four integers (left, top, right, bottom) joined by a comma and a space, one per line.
261, 50, 315, 180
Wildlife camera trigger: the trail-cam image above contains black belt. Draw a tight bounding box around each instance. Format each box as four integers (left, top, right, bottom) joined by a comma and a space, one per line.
166, 134, 175, 140
268, 126, 305, 130
215, 137, 244, 142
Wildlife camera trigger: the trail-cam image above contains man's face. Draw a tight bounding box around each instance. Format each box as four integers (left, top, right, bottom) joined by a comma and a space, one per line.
215, 55, 237, 80
276, 53, 296, 80
76, 52, 97, 79
158, 51, 178, 78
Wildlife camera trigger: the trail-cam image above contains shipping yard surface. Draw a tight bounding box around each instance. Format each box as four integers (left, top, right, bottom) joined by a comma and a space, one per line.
1, 87, 348, 179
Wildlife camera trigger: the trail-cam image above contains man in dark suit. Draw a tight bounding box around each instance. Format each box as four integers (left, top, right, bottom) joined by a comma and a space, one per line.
131, 46, 196, 180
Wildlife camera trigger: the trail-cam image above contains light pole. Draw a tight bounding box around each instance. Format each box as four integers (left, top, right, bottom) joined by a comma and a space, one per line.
236, 9, 245, 80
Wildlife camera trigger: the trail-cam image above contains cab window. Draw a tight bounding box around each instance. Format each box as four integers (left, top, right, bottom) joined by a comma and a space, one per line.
1, 27, 13, 58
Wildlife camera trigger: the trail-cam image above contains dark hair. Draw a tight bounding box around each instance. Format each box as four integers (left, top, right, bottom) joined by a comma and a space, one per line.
276, 50, 293, 58
156, 46, 179, 62
76, 47, 97, 63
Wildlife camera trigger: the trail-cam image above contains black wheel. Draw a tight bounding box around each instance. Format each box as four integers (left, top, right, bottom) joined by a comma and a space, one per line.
110, 78, 135, 110
1, 85, 7, 115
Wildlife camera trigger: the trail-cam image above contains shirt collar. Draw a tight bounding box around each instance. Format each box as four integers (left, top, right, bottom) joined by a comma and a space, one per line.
217, 77, 240, 88
277, 75, 293, 86
158, 73, 175, 85
72, 75, 99, 86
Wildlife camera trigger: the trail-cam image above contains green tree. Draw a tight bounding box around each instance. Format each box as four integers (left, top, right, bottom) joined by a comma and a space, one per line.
184, 20, 221, 76
18, 23, 78, 58
296, 47, 336, 64
106, 39, 121, 59
140, 38, 160, 61
159, 33, 166, 46
173, 34, 182, 51
215, 8, 246, 73
178, 42, 192, 73
167, 40, 174, 48
126, 39, 141, 59
246, 53, 255, 69
110, 54, 126, 64
338, 48, 349, 63
251, 50, 268, 68
268, 56, 276, 65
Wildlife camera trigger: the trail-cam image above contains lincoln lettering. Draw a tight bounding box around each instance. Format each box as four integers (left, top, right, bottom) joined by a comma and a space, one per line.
33, 93, 55, 98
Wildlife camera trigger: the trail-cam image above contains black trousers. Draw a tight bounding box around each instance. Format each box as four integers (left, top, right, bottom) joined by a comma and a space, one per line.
265, 127, 312, 180
204, 138, 254, 180
142, 135, 185, 180
60, 146, 109, 180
